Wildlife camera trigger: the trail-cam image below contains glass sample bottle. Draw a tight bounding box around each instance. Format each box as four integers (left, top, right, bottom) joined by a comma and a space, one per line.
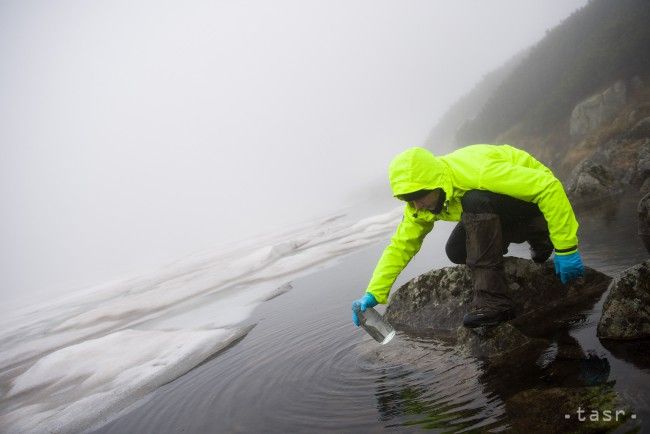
358, 307, 396, 345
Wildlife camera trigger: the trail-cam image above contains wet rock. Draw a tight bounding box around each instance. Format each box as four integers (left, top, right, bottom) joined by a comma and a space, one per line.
384, 265, 473, 334
385, 257, 611, 359
597, 260, 650, 340
566, 155, 622, 205
506, 385, 631, 433
567, 138, 650, 206
640, 193, 650, 252
570, 80, 626, 137
456, 322, 546, 359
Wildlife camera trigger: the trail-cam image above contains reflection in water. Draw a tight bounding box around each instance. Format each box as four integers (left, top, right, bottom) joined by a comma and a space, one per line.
371, 312, 618, 432
376, 382, 499, 431
365, 335, 507, 432
600, 339, 650, 372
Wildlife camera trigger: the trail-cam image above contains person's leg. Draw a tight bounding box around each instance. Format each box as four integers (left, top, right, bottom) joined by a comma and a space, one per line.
460, 190, 515, 328
473, 190, 552, 263
445, 222, 467, 264
525, 215, 553, 263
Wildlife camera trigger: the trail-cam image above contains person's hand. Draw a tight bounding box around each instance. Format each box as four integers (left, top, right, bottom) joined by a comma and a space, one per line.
351, 293, 378, 326
553, 250, 585, 284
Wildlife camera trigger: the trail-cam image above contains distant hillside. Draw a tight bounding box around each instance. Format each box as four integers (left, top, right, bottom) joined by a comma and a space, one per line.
425, 49, 529, 151
453, 0, 650, 148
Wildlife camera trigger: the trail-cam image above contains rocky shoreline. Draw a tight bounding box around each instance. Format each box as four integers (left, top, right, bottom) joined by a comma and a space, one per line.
380, 192, 650, 432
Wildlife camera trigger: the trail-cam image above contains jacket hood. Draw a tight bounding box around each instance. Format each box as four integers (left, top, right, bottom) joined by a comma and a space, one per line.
388, 147, 453, 202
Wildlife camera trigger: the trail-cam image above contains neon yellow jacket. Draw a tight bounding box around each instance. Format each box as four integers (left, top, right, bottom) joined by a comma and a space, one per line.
366, 144, 579, 304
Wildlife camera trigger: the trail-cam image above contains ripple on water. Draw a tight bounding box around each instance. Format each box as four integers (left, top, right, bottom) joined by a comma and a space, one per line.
354, 332, 509, 432
97, 315, 511, 433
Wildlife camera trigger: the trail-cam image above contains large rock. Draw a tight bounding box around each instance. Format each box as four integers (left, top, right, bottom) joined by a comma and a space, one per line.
566, 138, 650, 206
597, 260, 650, 340
570, 80, 627, 137
385, 257, 611, 359
566, 159, 622, 204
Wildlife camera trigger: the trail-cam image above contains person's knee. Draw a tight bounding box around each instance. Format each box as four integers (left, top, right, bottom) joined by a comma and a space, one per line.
461, 190, 495, 213
445, 240, 466, 264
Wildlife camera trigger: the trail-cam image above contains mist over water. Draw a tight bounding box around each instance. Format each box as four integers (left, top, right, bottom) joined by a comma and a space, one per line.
1, 1, 587, 309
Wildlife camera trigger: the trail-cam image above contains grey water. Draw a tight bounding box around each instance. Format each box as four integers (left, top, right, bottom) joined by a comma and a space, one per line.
95, 197, 649, 433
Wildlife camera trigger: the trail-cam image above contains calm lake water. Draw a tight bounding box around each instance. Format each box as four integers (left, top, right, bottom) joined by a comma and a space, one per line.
95, 197, 649, 433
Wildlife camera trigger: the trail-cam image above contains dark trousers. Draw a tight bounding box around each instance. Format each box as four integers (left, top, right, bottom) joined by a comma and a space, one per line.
445, 190, 547, 265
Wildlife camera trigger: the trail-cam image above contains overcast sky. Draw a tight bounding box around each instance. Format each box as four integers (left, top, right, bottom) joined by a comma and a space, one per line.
1, 0, 587, 308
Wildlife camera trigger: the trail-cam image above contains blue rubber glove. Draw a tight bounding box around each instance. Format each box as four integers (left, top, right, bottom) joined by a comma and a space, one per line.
553, 250, 585, 284
351, 293, 378, 326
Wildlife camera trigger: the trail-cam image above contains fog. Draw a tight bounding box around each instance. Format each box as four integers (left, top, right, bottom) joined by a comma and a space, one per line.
1, 0, 587, 310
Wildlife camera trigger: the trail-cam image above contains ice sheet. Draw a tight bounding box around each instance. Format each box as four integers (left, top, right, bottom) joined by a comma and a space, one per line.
2, 327, 249, 433
0, 206, 403, 432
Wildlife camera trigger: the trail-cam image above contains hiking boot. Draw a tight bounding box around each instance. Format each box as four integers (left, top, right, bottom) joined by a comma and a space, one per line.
463, 307, 515, 328
461, 212, 516, 328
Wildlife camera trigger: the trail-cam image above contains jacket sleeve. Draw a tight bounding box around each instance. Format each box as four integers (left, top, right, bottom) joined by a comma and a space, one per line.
479, 160, 579, 251
365, 208, 435, 304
